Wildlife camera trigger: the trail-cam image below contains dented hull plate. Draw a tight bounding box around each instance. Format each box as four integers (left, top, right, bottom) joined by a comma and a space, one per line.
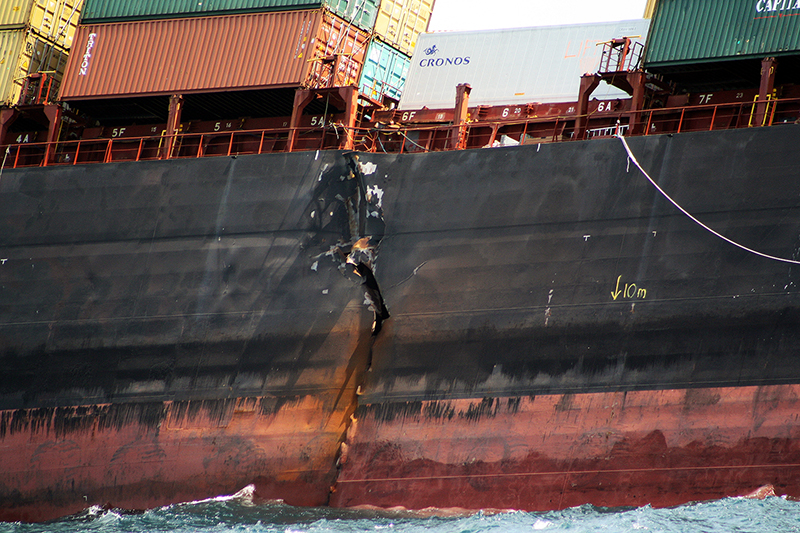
0, 151, 378, 521
3, 125, 800, 519
333, 125, 800, 509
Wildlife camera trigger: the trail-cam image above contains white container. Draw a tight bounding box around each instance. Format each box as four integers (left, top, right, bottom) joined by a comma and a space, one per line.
398, 19, 651, 110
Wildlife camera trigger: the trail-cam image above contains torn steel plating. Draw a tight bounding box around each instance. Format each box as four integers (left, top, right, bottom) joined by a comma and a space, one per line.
306, 153, 389, 334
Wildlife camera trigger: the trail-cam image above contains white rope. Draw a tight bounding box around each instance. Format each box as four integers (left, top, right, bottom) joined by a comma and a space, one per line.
0, 146, 9, 182
617, 134, 800, 265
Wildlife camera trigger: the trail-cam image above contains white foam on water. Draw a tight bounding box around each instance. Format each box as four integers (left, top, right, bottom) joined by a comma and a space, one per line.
168, 484, 257, 508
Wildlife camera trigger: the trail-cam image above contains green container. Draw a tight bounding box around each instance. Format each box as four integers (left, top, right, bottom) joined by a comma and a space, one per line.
644, 0, 800, 67
359, 37, 410, 103
80, 0, 379, 31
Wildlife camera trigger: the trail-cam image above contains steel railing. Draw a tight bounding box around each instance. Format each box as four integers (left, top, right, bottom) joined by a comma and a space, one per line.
2, 96, 799, 169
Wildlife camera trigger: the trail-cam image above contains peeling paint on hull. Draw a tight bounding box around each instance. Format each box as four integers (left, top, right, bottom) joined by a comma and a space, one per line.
0, 396, 351, 522
330, 125, 800, 511
332, 385, 800, 510
4, 126, 800, 520
0, 151, 376, 522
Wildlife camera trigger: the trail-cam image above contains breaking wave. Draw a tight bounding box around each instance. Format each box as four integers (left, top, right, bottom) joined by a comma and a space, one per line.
3, 493, 800, 532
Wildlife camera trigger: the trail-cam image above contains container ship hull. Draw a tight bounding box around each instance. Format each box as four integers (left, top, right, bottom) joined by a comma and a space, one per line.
3, 125, 800, 520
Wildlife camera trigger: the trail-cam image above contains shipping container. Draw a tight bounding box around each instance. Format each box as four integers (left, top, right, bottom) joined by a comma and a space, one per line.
60, 10, 369, 100
643, 0, 657, 18
397, 19, 650, 110
373, 0, 433, 56
645, 0, 800, 68
0, 28, 70, 105
359, 37, 410, 102
0, 0, 82, 48
80, 0, 380, 32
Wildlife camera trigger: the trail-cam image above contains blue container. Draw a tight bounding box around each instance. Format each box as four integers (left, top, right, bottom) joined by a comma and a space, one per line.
359, 37, 410, 103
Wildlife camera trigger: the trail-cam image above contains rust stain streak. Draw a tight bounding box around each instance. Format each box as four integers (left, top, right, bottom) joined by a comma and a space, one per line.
337, 462, 800, 483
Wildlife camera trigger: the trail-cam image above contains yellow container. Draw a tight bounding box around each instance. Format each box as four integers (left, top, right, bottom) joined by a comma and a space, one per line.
0, 0, 83, 50
373, 0, 434, 56
643, 0, 657, 18
0, 28, 70, 105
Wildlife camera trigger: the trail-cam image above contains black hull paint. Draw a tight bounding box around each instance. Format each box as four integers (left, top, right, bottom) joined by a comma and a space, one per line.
2, 126, 800, 519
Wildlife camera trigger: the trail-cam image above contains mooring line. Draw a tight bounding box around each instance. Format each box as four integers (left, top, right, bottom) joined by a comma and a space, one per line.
0, 146, 9, 182
617, 134, 800, 265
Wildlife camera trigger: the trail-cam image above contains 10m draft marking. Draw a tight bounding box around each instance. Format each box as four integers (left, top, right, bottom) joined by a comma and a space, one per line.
611, 275, 647, 300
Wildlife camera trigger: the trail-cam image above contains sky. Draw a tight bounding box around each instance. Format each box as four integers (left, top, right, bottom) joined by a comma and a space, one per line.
427, 0, 650, 32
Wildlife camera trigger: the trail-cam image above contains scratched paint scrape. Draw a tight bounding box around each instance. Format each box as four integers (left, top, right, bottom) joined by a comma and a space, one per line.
359, 161, 378, 175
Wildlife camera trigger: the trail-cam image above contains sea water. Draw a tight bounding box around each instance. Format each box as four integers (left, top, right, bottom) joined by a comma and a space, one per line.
3, 490, 800, 533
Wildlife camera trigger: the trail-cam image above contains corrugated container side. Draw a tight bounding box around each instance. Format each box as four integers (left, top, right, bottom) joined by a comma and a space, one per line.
398, 19, 651, 110
0, 0, 35, 29
359, 37, 410, 102
326, 0, 380, 31
0, 30, 27, 105
25, 0, 83, 46
373, 0, 434, 56
0, 0, 82, 45
81, 0, 314, 22
60, 9, 369, 100
0, 28, 69, 105
643, 0, 657, 18
309, 10, 371, 87
80, 0, 379, 31
644, 0, 800, 67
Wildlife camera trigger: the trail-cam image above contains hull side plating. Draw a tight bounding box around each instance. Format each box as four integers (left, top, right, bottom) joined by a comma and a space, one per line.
335, 126, 800, 508
0, 152, 374, 521
3, 125, 800, 519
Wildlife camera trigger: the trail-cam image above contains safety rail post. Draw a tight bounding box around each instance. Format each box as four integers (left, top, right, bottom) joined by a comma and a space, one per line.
520, 120, 528, 145
709, 105, 718, 131
104, 139, 113, 163
73, 140, 80, 165
227, 131, 234, 156
258, 131, 265, 154
748, 96, 759, 127
645, 110, 653, 135
677, 108, 686, 134
42, 141, 52, 167
552, 118, 560, 142
287, 127, 295, 153
136, 138, 144, 162
767, 98, 778, 126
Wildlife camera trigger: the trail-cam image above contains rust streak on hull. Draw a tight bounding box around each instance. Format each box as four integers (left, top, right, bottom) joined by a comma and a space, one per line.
0, 395, 353, 522
332, 384, 800, 510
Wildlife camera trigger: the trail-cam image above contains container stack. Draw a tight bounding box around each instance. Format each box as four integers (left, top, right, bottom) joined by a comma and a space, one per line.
57, 0, 435, 127
63, 1, 376, 103
359, 0, 434, 104
0, 0, 83, 107
61, 9, 373, 99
